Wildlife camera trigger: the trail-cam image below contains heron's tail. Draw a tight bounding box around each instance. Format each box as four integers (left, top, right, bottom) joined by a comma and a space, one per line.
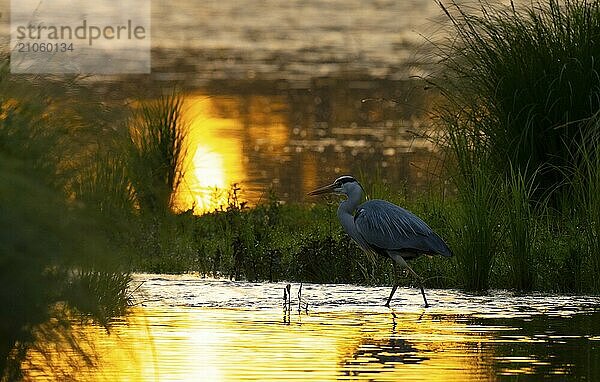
433, 233, 454, 257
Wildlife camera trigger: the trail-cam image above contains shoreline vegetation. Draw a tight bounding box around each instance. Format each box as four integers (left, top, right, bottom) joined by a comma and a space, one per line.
3, 0, 600, 378
126, 0, 600, 295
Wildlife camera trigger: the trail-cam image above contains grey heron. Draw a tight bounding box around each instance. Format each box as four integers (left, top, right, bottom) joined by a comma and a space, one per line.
308, 175, 453, 307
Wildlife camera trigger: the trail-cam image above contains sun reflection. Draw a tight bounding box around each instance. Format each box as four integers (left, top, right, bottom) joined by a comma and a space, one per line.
193, 148, 225, 188
21, 308, 502, 381
174, 95, 245, 213
173, 93, 293, 213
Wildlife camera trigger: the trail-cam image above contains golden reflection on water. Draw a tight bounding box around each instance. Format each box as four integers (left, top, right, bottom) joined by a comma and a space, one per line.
174, 94, 290, 213
22, 308, 497, 381
174, 95, 244, 212
171, 84, 438, 213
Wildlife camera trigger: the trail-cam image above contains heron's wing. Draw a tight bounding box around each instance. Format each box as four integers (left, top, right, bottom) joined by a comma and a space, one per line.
354, 199, 452, 256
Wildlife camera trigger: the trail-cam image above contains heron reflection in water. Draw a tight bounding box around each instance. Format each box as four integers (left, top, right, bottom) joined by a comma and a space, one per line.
309, 175, 453, 307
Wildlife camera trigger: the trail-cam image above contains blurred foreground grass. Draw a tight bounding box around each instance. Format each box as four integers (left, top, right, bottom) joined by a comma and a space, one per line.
0, 62, 131, 380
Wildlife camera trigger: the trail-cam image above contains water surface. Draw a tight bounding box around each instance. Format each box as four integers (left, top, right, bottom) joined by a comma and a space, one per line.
3, 0, 449, 210
174, 81, 438, 211
149, 0, 444, 82
22, 274, 600, 381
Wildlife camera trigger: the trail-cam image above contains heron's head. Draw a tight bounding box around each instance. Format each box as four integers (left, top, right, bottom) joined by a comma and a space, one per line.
308, 175, 363, 197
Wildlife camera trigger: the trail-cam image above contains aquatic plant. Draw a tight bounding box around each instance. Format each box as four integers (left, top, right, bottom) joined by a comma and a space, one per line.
75, 148, 135, 213
502, 164, 541, 291
562, 120, 600, 292
436, 0, 600, 201
0, 61, 132, 379
0, 155, 132, 380
431, 0, 600, 291
443, 111, 503, 291
128, 91, 189, 215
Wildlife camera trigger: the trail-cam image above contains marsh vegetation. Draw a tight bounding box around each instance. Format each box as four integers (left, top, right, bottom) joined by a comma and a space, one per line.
127, 0, 600, 296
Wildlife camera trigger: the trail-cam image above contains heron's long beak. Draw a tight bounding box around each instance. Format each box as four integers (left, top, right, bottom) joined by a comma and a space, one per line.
308, 182, 336, 196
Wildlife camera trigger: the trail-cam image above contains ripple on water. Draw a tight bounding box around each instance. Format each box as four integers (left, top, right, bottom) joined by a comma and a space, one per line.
131, 273, 600, 319
21, 274, 600, 381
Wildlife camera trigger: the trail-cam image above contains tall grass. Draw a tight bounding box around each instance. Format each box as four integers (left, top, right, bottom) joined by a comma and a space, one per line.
443, 111, 503, 291
0, 63, 133, 379
128, 92, 188, 215
437, 0, 600, 200
133, 97, 197, 272
75, 151, 136, 219
565, 120, 600, 292
0, 155, 132, 380
503, 165, 541, 291
433, 0, 600, 292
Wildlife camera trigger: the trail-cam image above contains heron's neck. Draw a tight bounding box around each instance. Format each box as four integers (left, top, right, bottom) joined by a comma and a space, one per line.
337, 187, 362, 234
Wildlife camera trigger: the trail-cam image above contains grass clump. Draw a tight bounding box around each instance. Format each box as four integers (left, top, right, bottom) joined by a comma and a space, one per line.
502, 165, 541, 292
437, 0, 600, 199
129, 92, 188, 215
0, 63, 134, 378
562, 122, 600, 292
432, 0, 600, 292
442, 111, 503, 291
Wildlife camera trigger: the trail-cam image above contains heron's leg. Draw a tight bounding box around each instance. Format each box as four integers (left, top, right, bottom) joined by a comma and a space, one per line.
385, 262, 400, 308
385, 284, 399, 308
389, 254, 430, 308
405, 264, 429, 308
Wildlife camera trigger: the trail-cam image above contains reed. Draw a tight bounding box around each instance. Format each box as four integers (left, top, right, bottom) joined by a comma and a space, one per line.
128, 92, 189, 215
564, 119, 600, 292
75, 151, 137, 219
0, 63, 133, 378
443, 112, 503, 291
0, 154, 133, 379
431, 0, 600, 291
436, 0, 600, 201
502, 164, 541, 291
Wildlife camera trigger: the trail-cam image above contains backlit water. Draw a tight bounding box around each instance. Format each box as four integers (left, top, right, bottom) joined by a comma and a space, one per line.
172, 82, 439, 212
1, 0, 449, 211
22, 274, 600, 381
148, 0, 446, 211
